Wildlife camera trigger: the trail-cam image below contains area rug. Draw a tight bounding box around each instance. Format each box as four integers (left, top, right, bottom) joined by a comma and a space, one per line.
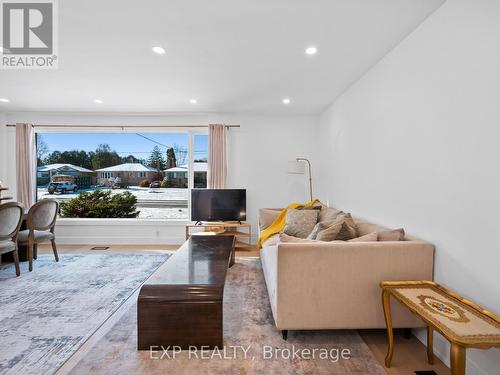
69, 258, 386, 375
0, 252, 170, 375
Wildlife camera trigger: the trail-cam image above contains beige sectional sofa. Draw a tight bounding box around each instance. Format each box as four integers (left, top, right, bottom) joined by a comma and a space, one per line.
259, 208, 435, 338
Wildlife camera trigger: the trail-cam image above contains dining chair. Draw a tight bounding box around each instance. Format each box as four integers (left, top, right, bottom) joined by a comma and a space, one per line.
0, 202, 25, 276
17, 199, 59, 272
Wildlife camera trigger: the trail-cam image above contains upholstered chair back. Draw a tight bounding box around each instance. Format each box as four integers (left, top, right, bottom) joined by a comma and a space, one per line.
28, 199, 59, 231
0, 202, 24, 240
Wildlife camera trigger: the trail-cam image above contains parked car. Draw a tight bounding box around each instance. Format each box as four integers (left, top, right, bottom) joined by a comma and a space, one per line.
47, 181, 78, 194
149, 180, 161, 188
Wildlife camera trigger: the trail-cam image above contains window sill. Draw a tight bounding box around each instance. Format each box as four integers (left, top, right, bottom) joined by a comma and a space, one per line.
56, 218, 190, 226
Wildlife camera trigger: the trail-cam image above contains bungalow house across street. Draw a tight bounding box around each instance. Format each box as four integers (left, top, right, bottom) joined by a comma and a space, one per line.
164, 162, 207, 188
96, 163, 157, 186
37, 164, 95, 188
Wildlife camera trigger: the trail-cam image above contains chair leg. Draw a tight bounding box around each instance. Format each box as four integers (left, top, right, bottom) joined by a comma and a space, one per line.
34, 245, 37, 260
51, 240, 59, 262
28, 242, 34, 272
13, 248, 21, 277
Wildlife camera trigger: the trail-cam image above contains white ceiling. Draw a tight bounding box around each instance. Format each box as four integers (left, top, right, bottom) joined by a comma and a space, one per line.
0, 0, 444, 114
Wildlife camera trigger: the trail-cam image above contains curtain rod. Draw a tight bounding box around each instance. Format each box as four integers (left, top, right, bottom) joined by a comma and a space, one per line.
5, 124, 240, 128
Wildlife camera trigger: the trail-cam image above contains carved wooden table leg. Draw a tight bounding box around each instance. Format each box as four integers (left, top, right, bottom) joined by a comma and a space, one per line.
450, 343, 466, 375
427, 326, 434, 364
380, 281, 500, 374
382, 289, 394, 367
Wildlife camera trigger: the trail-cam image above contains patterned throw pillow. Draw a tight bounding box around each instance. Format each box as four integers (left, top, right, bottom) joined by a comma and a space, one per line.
306, 222, 323, 240
297, 205, 322, 211
283, 208, 319, 238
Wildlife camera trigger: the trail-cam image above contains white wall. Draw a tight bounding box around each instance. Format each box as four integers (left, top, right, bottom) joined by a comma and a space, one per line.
0, 112, 317, 244
316, 1, 500, 374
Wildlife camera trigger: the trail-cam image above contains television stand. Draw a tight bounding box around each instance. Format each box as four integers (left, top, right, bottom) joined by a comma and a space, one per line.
185, 222, 252, 250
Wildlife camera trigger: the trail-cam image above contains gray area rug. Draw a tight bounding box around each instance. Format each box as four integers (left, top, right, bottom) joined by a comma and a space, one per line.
69, 258, 386, 375
0, 252, 170, 375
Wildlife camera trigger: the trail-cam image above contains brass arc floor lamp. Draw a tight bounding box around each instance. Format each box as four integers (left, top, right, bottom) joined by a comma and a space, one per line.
288, 158, 313, 201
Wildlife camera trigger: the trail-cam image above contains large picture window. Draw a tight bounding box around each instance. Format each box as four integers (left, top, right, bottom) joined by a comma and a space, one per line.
36, 131, 208, 220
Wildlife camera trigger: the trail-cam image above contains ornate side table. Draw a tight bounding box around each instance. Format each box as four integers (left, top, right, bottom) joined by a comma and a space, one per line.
380, 281, 500, 375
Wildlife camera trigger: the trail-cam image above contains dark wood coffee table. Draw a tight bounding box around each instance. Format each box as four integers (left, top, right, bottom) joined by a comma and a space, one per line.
137, 235, 235, 350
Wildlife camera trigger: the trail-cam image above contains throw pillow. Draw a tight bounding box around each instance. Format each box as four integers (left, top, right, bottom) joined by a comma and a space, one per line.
377, 228, 405, 241
306, 222, 323, 240
297, 205, 322, 211
319, 206, 343, 223
315, 220, 344, 241
335, 213, 358, 241
348, 232, 378, 242
283, 208, 319, 238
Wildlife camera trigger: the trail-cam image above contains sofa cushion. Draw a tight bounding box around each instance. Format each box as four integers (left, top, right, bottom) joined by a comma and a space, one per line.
283, 208, 319, 238
279, 233, 320, 243
378, 228, 405, 241
259, 208, 282, 230
348, 232, 378, 242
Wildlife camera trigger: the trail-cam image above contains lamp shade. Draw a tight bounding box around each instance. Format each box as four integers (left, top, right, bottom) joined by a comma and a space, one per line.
287, 160, 305, 174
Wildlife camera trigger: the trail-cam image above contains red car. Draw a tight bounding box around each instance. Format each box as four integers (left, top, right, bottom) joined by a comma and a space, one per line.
149, 180, 161, 188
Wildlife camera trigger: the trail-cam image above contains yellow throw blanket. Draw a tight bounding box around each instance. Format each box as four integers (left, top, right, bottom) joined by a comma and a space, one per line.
258, 199, 318, 249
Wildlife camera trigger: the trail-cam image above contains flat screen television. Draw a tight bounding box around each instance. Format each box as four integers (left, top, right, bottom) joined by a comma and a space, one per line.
191, 189, 246, 222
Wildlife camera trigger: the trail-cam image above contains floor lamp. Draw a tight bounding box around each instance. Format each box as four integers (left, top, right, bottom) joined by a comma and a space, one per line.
288, 158, 313, 201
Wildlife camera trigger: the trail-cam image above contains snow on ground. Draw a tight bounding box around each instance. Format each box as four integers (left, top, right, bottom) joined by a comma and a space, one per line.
137, 207, 188, 220
37, 187, 189, 220
37, 187, 188, 201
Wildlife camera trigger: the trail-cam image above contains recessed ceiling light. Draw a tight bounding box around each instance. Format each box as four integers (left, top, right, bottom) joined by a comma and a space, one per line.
305, 46, 318, 55
282, 98, 291, 105
189, 99, 197, 104
0, 98, 10, 103
94, 99, 103, 104
152, 46, 166, 55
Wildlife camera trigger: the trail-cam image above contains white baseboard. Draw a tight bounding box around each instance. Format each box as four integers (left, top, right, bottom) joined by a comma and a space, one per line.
413, 328, 490, 375
54, 219, 259, 246
55, 235, 185, 245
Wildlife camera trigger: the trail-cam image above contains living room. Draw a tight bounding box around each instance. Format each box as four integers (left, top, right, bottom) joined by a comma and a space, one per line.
0, 1, 499, 375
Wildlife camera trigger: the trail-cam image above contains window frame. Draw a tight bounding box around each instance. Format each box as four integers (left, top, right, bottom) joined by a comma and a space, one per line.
35, 127, 208, 222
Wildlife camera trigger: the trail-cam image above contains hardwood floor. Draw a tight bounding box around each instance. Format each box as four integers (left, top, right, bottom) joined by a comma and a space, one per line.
37, 243, 261, 258
38, 243, 449, 374
360, 329, 449, 375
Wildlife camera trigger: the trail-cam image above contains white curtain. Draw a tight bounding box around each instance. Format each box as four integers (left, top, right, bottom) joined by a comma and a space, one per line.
15, 123, 36, 207
207, 124, 227, 189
